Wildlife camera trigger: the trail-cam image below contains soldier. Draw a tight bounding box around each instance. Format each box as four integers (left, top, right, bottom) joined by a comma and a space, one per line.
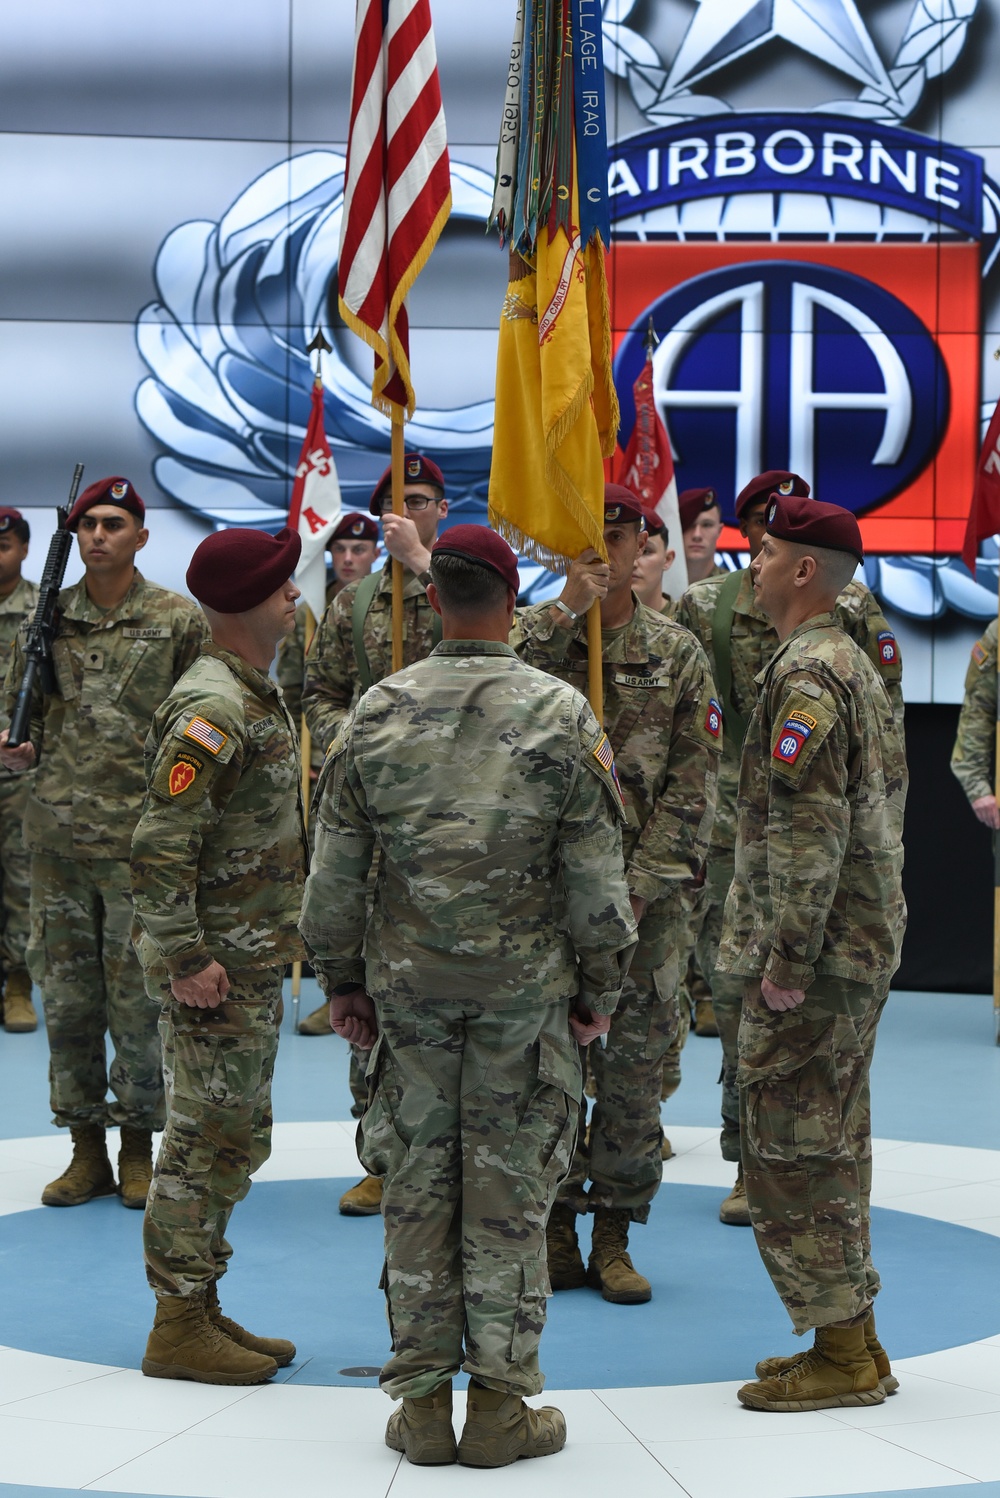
132, 526, 307, 1386
951, 619, 998, 828
0, 478, 205, 1208
0, 507, 39, 1033
678, 470, 903, 1227
299, 454, 447, 1216
718, 494, 907, 1413
301, 525, 636, 1466
514, 485, 720, 1303
631, 513, 676, 614
679, 487, 724, 584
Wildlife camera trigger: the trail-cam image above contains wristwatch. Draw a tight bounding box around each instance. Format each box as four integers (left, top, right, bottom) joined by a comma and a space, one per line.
552, 599, 580, 623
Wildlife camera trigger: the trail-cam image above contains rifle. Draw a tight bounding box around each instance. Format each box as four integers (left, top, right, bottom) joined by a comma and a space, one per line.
7, 463, 84, 749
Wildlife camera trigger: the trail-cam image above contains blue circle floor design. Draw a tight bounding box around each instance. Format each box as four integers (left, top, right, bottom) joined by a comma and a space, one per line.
2, 1177, 998, 1388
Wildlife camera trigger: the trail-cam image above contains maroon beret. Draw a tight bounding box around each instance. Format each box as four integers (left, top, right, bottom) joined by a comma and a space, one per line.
677, 487, 720, 530
369, 453, 446, 515
765, 494, 864, 566
331, 511, 378, 543
187, 526, 302, 613
431, 524, 519, 593
735, 469, 809, 520
603, 483, 645, 525
641, 506, 669, 542
67, 476, 145, 531
0, 507, 24, 533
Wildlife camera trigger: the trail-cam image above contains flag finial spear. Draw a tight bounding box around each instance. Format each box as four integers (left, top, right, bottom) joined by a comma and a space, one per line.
645, 317, 659, 359
306, 329, 333, 380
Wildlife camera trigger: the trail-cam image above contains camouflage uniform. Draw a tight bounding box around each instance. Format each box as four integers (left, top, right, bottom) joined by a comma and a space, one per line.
718, 614, 907, 1333
301, 640, 637, 1398
0, 576, 38, 979
276, 579, 339, 775
302, 560, 436, 1102
513, 602, 720, 1219
679, 570, 903, 1161
131, 644, 307, 1297
951, 619, 997, 806
3, 572, 204, 1129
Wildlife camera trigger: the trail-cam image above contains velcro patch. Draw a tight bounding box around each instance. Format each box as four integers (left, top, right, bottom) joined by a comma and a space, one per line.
773, 715, 814, 764
705, 698, 722, 738
183, 716, 228, 755
168, 755, 202, 796
972, 639, 989, 668
877, 630, 898, 667
592, 732, 615, 772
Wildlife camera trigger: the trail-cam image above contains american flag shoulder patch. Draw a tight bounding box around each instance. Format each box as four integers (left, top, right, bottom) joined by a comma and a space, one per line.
592, 732, 615, 772
183, 716, 228, 756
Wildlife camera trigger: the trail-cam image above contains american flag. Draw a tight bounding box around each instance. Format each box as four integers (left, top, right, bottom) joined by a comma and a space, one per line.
338, 0, 451, 419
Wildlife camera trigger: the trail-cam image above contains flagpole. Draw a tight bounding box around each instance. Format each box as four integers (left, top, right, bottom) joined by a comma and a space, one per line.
995, 560, 1000, 1044
390, 410, 405, 673
291, 603, 318, 1034
586, 602, 604, 725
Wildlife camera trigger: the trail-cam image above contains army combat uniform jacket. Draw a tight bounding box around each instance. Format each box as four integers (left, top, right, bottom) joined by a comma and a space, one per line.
131, 645, 308, 980
302, 561, 437, 754
3, 572, 205, 861
718, 613, 907, 994
302, 640, 637, 1015
951, 619, 997, 805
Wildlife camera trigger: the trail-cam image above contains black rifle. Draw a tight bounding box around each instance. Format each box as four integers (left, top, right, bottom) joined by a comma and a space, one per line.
7, 463, 84, 749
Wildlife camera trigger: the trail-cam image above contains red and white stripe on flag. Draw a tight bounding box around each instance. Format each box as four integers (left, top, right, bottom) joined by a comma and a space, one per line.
289, 379, 342, 623
338, 0, 452, 418
617, 355, 689, 595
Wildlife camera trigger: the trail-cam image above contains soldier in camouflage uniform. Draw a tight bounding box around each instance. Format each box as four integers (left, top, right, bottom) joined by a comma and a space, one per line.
301, 526, 637, 1467
0, 478, 205, 1209
0, 507, 39, 1033
132, 526, 307, 1387
513, 486, 720, 1305
951, 619, 998, 828
677, 470, 904, 1227
299, 455, 447, 1216
717, 494, 907, 1414
679, 486, 725, 586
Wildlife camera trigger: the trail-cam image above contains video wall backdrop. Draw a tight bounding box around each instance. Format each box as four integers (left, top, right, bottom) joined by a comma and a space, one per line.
3, 0, 1000, 702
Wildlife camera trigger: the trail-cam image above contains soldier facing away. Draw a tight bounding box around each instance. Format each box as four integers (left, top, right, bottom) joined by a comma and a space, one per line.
678, 469, 904, 1227
0, 478, 205, 1208
717, 494, 907, 1413
0, 506, 39, 1033
951, 618, 999, 830
300, 525, 637, 1467
513, 484, 720, 1304
131, 526, 307, 1386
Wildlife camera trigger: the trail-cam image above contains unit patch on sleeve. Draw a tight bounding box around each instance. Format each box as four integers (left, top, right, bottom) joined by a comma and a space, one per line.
877, 630, 898, 667
182, 716, 228, 755
167, 753, 203, 796
772, 712, 817, 765
972, 639, 989, 668
705, 698, 723, 738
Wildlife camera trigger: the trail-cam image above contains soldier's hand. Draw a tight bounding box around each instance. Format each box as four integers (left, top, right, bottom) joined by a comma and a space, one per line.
171, 960, 230, 1009
380, 512, 432, 576
569, 1000, 612, 1047
553, 550, 610, 621
0, 729, 36, 772
760, 977, 806, 1012
330, 986, 378, 1049
972, 794, 1000, 830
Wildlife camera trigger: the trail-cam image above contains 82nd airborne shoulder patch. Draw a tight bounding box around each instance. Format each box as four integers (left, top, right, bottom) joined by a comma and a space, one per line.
772, 711, 818, 766
877, 630, 898, 667
705, 698, 722, 738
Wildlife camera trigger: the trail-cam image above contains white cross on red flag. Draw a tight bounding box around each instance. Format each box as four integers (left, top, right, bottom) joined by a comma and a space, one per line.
962, 395, 1000, 577
288, 378, 342, 622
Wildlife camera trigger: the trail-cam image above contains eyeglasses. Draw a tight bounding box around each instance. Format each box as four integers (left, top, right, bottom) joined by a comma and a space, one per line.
375, 495, 440, 515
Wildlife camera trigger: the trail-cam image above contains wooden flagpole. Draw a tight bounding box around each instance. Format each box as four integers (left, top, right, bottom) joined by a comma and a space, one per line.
995, 561, 1000, 1044
390, 409, 405, 673
291, 603, 317, 1034
587, 601, 603, 726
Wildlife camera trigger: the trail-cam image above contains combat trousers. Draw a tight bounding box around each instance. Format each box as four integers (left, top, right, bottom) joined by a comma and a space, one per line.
738, 976, 886, 1335
27, 851, 164, 1130
0, 776, 32, 976
360, 997, 581, 1401
560, 917, 679, 1223
144, 968, 282, 1298
696, 855, 744, 1162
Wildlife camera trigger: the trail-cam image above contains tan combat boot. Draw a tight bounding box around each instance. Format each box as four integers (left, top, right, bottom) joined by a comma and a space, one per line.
297, 1001, 333, 1036
41, 1126, 116, 1207
2, 971, 37, 1032
545, 1202, 586, 1290
693, 998, 719, 1037
739, 1321, 885, 1412
385, 1383, 457, 1465
142, 1291, 278, 1385
719, 1166, 752, 1226
339, 1174, 383, 1215
755, 1309, 898, 1394
118, 1126, 154, 1210
457, 1381, 566, 1467
586, 1207, 651, 1304
205, 1278, 296, 1367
